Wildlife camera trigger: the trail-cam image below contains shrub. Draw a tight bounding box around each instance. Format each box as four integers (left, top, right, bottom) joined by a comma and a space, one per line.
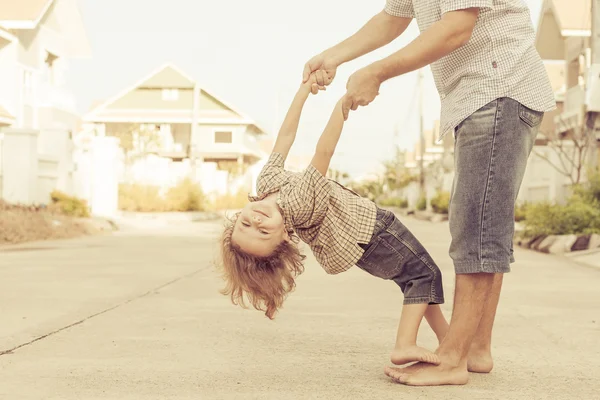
206, 188, 250, 211
572, 172, 600, 205
164, 178, 205, 212
378, 197, 409, 209
430, 191, 450, 214
416, 196, 427, 211
118, 179, 205, 212
118, 184, 165, 212
522, 199, 600, 237
514, 202, 530, 222
49, 190, 90, 218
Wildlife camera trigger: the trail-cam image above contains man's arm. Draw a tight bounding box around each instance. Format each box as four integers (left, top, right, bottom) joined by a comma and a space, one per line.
310, 99, 345, 176
340, 8, 480, 118
272, 72, 327, 159
303, 11, 412, 85
371, 9, 479, 82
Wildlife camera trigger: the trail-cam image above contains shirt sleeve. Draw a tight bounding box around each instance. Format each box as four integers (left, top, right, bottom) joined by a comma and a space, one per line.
440, 0, 493, 14
255, 152, 286, 196
286, 165, 331, 227
384, 0, 414, 18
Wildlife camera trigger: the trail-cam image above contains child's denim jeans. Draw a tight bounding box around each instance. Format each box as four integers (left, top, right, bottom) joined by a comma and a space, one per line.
356, 208, 444, 305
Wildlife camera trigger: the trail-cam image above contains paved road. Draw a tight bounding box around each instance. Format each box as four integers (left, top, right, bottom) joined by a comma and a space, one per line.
0, 217, 599, 399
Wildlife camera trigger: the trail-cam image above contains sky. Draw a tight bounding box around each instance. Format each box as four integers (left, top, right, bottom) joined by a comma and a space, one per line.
66, 0, 544, 178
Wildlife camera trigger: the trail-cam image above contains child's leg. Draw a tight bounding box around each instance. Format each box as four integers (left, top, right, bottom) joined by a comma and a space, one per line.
424, 304, 450, 344
391, 303, 440, 366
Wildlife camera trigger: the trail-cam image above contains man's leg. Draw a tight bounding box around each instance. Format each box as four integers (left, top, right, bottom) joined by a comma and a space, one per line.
468, 273, 503, 373
385, 98, 542, 386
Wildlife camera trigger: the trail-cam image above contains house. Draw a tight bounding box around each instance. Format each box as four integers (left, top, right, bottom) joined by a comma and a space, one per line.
520, 0, 596, 203
0, 0, 91, 132
404, 121, 454, 172
0, 0, 91, 205
84, 63, 268, 172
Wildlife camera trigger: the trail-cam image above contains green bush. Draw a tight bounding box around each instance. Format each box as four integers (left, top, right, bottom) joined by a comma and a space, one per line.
378, 197, 409, 209
206, 188, 250, 211
430, 191, 450, 214
572, 172, 600, 205
522, 199, 600, 237
49, 190, 90, 218
164, 178, 205, 212
416, 196, 427, 211
514, 202, 530, 222
119, 179, 205, 212
119, 184, 165, 212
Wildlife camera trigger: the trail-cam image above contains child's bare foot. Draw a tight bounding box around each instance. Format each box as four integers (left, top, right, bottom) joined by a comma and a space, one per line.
391, 346, 440, 366
467, 349, 493, 373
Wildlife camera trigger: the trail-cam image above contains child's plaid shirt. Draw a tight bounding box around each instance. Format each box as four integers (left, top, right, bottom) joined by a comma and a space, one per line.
248, 153, 377, 274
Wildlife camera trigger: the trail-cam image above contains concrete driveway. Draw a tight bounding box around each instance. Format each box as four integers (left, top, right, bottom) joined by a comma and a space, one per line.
0, 217, 598, 399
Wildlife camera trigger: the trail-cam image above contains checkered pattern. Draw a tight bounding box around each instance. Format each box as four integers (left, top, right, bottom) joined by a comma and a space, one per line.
385, 0, 556, 140
249, 153, 377, 275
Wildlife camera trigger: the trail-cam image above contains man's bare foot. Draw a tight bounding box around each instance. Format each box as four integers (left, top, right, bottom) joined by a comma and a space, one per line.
385, 362, 469, 386
467, 349, 493, 373
391, 346, 440, 366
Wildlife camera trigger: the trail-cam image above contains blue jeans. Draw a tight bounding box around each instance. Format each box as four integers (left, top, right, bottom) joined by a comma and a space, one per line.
450, 98, 543, 274
356, 208, 444, 305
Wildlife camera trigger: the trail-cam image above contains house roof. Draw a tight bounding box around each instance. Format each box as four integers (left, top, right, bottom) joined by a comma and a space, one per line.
538, 0, 591, 35
0, 0, 54, 29
0, 104, 16, 125
552, 0, 590, 32
85, 63, 268, 134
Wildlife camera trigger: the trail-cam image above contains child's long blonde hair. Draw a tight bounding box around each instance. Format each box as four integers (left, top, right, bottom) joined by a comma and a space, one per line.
218, 215, 305, 319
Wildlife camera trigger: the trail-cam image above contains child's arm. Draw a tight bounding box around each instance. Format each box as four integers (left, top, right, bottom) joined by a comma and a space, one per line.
272, 71, 328, 160
310, 99, 345, 176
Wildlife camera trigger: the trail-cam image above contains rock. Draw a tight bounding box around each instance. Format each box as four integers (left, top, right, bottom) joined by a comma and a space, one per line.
548, 234, 578, 254
588, 234, 600, 250
536, 235, 558, 253
571, 235, 591, 251
528, 236, 546, 250
431, 213, 448, 222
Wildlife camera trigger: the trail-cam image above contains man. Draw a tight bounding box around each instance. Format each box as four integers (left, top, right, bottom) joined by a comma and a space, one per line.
303, 0, 555, 386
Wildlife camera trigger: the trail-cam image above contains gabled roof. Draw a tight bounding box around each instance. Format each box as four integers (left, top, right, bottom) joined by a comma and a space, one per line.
0, 0, 54, 29
537, 0, 591, 36
0, 0, 91, 58
0, 104, 16, 125
85, 63, 267, 134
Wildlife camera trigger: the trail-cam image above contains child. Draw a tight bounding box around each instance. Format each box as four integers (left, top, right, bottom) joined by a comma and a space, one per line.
218, 71, 449, 366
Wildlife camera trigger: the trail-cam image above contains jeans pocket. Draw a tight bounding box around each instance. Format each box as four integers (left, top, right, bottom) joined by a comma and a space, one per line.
356, 235, 404, 280
518, 103, 543, 128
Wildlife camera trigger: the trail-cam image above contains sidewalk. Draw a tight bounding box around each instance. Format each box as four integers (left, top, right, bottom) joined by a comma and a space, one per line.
0, 218, 598, 399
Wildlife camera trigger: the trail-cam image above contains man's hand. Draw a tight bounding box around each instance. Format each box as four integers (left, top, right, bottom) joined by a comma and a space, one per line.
341, 66, 381, 120
302, 70, 331, 95
303, 52, 338, 87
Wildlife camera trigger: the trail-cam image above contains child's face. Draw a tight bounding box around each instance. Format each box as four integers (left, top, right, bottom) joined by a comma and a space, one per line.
231, 197, 289, 257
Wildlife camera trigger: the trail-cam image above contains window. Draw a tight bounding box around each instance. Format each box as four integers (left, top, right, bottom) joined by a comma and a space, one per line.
214, 131, 233, 144
162, 88, 179, 101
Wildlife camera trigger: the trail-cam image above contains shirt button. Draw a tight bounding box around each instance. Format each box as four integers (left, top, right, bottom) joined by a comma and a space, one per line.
492, 61, 498, 68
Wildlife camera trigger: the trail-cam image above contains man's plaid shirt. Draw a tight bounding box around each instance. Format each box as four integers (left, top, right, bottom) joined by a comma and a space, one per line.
248, 153, 377, 275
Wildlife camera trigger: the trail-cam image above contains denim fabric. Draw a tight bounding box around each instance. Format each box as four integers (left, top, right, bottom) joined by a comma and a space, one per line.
450, 97, 543, 274
356, 208, 444, 305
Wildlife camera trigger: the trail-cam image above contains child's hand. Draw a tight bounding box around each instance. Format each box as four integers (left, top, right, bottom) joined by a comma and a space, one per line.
303, 70, 332, 95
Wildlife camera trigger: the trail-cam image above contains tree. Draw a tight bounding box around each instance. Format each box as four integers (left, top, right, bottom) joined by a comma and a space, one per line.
327, 168, 350, 185
111, 124, 162, 161
534, 117, 596, 185
382, 148, 417, 190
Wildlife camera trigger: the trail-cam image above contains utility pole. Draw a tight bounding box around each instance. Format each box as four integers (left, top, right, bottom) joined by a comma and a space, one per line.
588, 0, 600, 171
418, 69, 426, 200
